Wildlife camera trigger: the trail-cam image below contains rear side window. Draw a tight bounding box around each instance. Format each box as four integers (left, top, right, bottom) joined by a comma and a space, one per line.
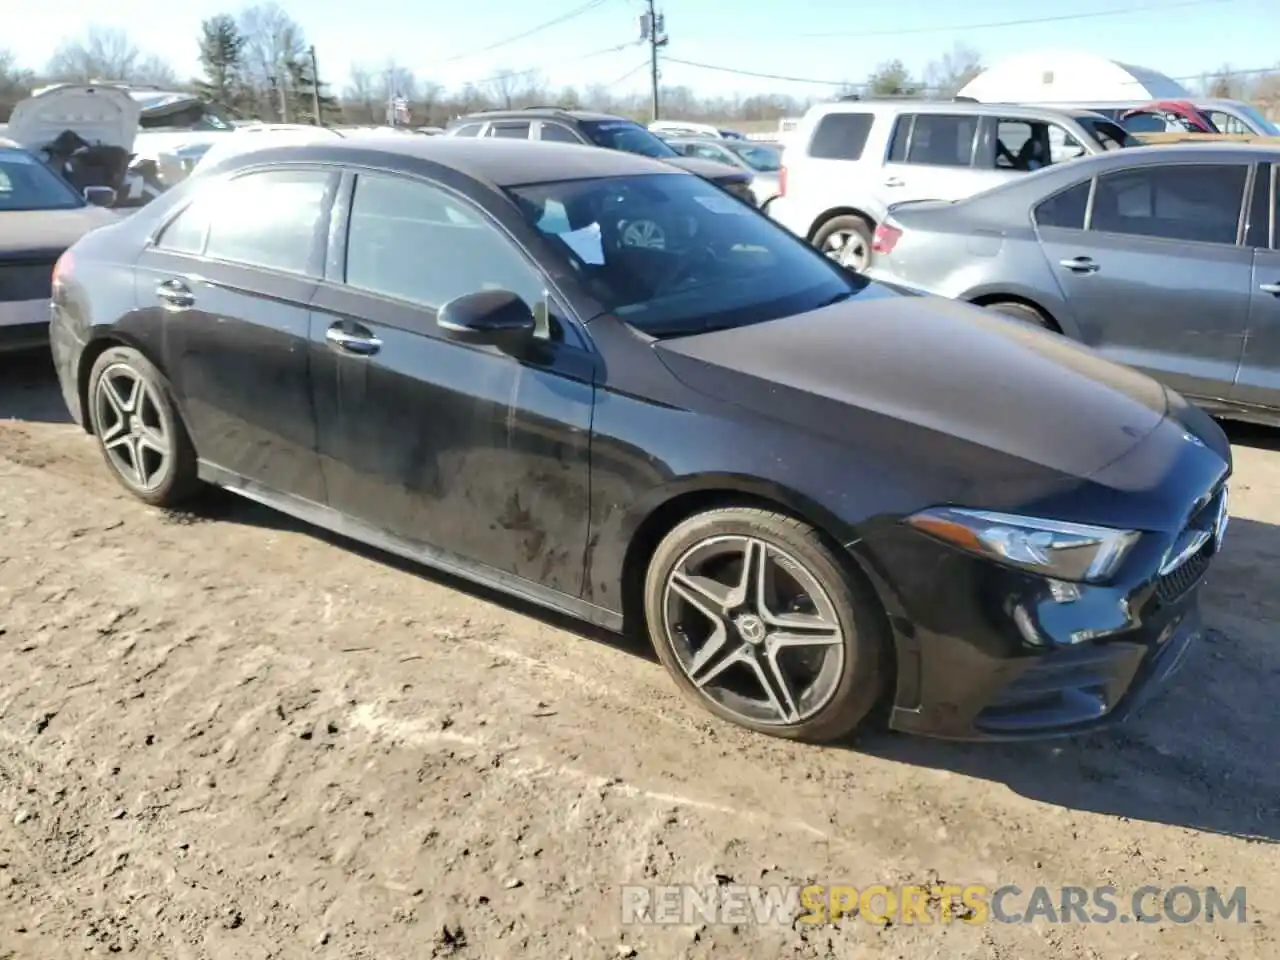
902, 114, 978, 167
1245, 163, 1273, 249
156, 169, 333, 272
488, 121, 531, 139
1035, 180, 1092, 230
1090, 163, 1248, 245
807, 113, 873, 160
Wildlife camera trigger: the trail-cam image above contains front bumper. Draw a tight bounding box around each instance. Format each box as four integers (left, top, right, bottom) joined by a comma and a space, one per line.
858, 455, 1228, 742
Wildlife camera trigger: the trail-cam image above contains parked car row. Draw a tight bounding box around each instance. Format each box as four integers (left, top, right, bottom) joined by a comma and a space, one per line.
29, 130, 1231, 747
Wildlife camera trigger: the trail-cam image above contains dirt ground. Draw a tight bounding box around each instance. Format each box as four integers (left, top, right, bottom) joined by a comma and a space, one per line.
0, 352, 1275, 960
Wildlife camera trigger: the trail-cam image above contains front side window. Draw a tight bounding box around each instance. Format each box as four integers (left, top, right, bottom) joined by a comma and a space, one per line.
450, 122, 484, 137
902, 114, 978, 168
157, 168, 333, 273
1090, 163, 1248, 245
0, 147, 84, 212
1034, 180, 1092, 230
538, 123, 582, 143
344, 173, 546, 317
690, 144, 733, 164
510, 172, 895, 339
994, 120, 1084, 171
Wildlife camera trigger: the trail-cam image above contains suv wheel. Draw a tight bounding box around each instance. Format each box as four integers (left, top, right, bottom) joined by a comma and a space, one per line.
87, 346, 202, 507
644, 506, 887, 743
813, 215, 873, 272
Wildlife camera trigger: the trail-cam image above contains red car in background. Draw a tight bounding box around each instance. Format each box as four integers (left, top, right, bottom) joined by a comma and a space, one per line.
1119, 100, 1220, 134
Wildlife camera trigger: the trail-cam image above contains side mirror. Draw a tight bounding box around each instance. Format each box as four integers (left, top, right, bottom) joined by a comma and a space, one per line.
84, 185, 117, 207
437, 289, 536, 352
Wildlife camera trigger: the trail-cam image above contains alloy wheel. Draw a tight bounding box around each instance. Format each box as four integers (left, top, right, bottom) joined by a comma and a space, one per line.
620, 219, 666, 250
822, 230, 868, 271
661, 535, 846, 726
93, 363, 172, 492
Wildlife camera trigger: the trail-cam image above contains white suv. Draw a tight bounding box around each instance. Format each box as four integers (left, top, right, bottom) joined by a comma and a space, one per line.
769, 99, 1131, 271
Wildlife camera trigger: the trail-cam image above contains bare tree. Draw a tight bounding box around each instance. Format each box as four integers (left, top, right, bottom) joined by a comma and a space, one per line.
343, 64, 378, 123
46, 27, 139, 83
486, 69, 527, 109
866, 59, 919, 97
0, 48, 37, 120
1202, 63, 1245, 99
924, 43, 983, 97
237, 3, 307, 118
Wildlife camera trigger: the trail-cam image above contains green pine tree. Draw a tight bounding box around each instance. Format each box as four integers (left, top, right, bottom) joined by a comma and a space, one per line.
286, 54, 341, 125
196, 15, 248, 117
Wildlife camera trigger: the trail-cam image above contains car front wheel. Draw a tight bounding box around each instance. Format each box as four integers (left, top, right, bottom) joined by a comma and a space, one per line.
644, 506, 888, 742
87, 345, 201, 507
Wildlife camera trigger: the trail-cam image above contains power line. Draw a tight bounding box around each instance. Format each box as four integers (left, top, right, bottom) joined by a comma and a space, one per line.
790, 0, 1235, 39
605, 61, 652, 87
664, 55, 1280, 89
435, 0, 609, 66
472, 42, 636, 86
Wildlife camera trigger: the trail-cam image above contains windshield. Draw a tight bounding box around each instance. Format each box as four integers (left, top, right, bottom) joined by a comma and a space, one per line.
727, 143, 781, 171
1074, 116, 1139, 150
579, 120, 679, 159
509, 173, 882, 338
1228, 102, 1280, 136
0, 148, 84, 212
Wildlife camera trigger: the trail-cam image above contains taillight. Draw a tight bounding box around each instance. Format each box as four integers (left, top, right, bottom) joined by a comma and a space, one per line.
872, 223, 902, 255
778, 165, 787, 197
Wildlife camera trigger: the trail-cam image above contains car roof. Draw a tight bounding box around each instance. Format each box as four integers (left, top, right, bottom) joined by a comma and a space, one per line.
213, 135, 681, 186
807, 99, 1090, 122
452, 108, 626, 124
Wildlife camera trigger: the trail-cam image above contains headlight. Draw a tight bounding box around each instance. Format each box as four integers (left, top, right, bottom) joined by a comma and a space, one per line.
906, 507, 1140, 583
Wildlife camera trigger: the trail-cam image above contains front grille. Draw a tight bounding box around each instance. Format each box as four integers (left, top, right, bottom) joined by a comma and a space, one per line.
1155, 542, 1213, 604
1153, 482, 1227, 607
1, 261, 56, 301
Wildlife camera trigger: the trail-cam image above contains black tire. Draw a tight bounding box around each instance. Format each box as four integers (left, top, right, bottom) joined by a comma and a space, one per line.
643, 506, 889, 743
811, 214, 874, 272
983, 300, 1054, 330
86, 346, 202, 507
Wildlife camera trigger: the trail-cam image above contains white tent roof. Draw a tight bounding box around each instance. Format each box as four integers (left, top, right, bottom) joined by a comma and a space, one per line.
957, 51, 1190, 103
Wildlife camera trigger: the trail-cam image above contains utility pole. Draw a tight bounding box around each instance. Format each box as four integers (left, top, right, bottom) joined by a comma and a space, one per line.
308, 45, 322, 125
640, 0, 668, 122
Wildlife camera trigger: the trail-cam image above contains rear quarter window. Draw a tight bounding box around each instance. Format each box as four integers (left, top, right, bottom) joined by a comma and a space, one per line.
807, 113, 874, 160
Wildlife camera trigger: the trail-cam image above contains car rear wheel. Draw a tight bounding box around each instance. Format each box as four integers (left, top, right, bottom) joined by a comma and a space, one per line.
983, 300, 1054, 330
643, 506, 887, 743
87, 346, 201, 507
813, 215, 873, 272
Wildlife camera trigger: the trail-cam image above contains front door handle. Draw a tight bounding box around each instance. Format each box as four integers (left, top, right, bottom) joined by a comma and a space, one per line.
1058, 256, 1100, 274
884, 177, 905, 187
156, 279, 195, 308
1261, 282, 1280, 296
325, 325, 382, 355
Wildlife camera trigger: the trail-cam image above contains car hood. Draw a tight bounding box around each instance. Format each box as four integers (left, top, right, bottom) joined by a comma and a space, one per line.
662, 155, 751, 183
0, 206, 121, 258
653, 292, 1171, 482
8, 84, 140, 153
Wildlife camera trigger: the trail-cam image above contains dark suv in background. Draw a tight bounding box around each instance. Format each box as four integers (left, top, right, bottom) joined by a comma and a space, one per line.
444, 107, 758, 207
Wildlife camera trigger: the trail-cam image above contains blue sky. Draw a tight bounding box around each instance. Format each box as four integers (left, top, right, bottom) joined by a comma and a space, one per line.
12, 0, 1277, 98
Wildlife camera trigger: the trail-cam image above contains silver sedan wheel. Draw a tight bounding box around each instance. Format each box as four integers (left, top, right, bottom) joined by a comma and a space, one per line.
620, 219, 666, 250
93, 363, 172, 492
821, 230, 869, 271
661, 535, 846, 726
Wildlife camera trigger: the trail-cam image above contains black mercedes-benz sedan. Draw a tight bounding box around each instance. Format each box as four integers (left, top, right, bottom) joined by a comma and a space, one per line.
48, 136, 1231, 743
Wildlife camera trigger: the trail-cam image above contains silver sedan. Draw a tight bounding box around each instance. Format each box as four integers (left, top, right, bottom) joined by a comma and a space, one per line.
864, 142, 1280, 426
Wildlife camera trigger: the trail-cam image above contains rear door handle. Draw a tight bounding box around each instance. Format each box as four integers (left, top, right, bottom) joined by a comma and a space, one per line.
1058, 256, 1100, 274
1261, 282, 1280, 296
156, 279, 195, 308
325, 324, 382, 355
884, 177, 906, 187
